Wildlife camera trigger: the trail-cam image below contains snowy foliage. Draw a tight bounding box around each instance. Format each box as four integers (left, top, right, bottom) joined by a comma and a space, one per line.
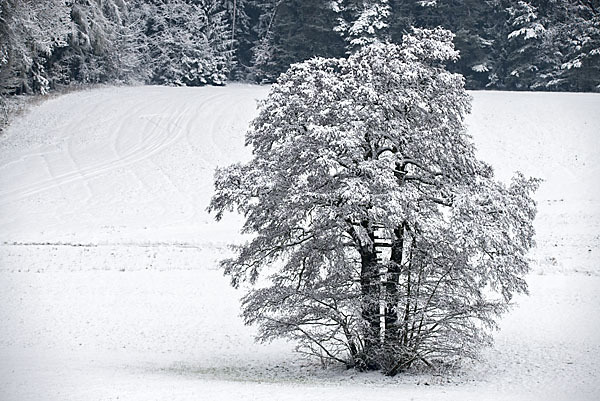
2, 0, 599, 94
0, 0, 235, 94
507, 1, 545, 41
246, 0, 282, 83
136, 0, 233, 86
499, 0, 600, 91
503, 1, 546, 87
0, 0, 70, 94
61, 0, 145, 85
545, 2, 600, 91
209, 28, 539, 374
248, 0, 345, 83
333, 0, 390, 51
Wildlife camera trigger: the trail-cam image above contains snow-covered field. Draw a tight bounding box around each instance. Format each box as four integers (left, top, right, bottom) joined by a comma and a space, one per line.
0, 85, 598, 400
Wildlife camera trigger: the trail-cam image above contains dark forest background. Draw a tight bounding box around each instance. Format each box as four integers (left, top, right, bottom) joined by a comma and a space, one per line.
1, 0, 599, 97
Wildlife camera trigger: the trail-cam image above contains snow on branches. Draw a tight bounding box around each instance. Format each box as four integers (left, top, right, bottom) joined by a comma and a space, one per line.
209, 28, 539, 374
333, 0, 391, 51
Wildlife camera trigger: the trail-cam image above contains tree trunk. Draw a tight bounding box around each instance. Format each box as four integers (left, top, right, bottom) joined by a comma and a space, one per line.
358, 225, 380, 369
386, 161, 408, 345
384, 221, 415, 374
385, 224, 404, 345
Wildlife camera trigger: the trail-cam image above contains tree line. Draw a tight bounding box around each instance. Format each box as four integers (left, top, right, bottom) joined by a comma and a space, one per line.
1, 0, 599, 96
245, 0, 599, 91
0, 0, 233, 95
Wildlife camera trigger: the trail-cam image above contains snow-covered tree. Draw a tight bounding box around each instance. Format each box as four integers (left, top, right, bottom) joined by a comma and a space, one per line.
136, 0, 233, 86
209, 28, 539, 374
245, 0, 281, 82
222, 0, 254, 78
492, 0, 600, 91
541, 0, 600, 91
333, 0, 391, 51
200, 0, 236, 84
502, 0, 546, 89
248, 0, 344, 83
0, 0, 70, 94
57, 0, 138, 84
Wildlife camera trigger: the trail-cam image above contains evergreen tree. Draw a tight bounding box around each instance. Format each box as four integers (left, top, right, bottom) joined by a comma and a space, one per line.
209, 28, 539, 374
201, 0, 236, 84
333, 0, 391, 52
223, 0, 255, 78
388, 0, 507, 89
449, 0, 507, 89
502, 0, 546, 89
58, 0, 138, 84
494, 0, 600, 91
542, 0, 600, 91
249, 0, 345, 82
136, 0, 233, 86
244, 0, 280, 82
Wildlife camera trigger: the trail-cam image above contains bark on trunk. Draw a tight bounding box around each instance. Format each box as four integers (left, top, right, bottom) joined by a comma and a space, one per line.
358, 225, 380, 369
385, 224, 404, 345
384, 222, 415, 375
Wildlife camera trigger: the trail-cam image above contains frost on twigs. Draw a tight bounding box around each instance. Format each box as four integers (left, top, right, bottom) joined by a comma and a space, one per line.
208, 28, 539, 375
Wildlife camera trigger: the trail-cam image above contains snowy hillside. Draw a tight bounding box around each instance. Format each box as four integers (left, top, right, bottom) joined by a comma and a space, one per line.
0, 85, 599, 400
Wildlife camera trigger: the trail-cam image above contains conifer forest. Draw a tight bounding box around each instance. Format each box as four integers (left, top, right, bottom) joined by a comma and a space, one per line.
1, 0, 599, 97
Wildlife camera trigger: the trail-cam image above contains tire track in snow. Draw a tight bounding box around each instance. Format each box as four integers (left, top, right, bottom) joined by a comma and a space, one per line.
0, 108, 171, 203
0, 85, 270, 244
0, 92, 222, 206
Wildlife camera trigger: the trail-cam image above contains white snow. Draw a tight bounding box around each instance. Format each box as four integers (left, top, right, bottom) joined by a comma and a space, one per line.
466, 91, 600, 275
0, 84, 599, 400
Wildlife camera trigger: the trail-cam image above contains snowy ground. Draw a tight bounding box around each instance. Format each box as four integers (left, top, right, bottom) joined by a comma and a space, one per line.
0, 85, 598, 400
